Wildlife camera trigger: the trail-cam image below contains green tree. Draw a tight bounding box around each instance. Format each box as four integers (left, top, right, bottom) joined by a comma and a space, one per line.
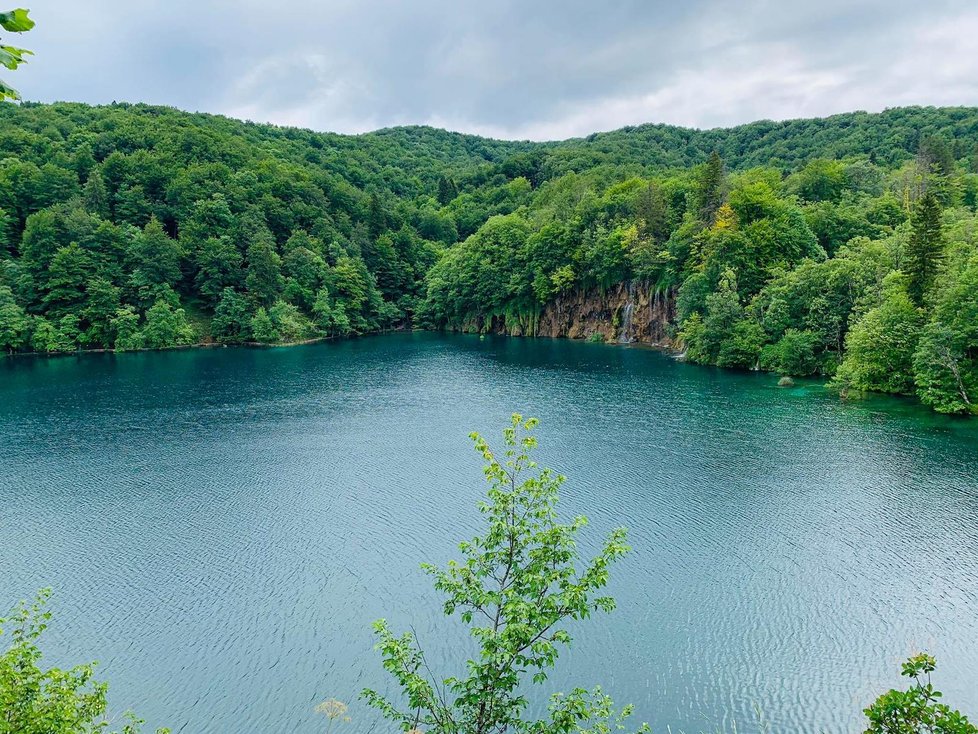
82, 169, 111, 219
211, 288, 252, 343
864, 654, 976, 734
437, 174, 459, 205
141, 298, 195, 349
363, 415, 644, 734
759, 328, 821, 376
686, 268, 742, 364
0, 283, 29, 351
835, 274, 923, 395
130, 217, 182, 288
249, 306, 279, 343
29, 315, 78, 353
43, 243, 93, 317
635, 181, 669, 243
0, 589, 167, 733
904, 193, 944, 306
312, 287, 352, 337
716, 318, 765, 369
694, 151, 726, 225
913, 258, 978, 414
79, 276, 121, 348
268, 299, 314, 342
245, 231, 284, 307
194, 236, 242, 303
111, 306, 144, 351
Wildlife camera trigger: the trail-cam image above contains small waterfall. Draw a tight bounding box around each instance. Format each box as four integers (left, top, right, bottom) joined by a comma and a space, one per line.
618, 282, 636, 343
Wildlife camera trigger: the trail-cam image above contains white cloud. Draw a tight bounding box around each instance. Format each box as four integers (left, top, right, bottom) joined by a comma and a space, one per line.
16, 0, 978, 140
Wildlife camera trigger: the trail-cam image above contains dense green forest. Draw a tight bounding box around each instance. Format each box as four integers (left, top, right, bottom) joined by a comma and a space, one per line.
0, 102, 976, 413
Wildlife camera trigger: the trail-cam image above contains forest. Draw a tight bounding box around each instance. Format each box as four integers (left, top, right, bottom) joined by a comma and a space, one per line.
0, 102, 976, 414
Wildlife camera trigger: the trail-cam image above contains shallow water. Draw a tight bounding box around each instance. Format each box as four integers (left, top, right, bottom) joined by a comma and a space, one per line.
2, 333, 977, 733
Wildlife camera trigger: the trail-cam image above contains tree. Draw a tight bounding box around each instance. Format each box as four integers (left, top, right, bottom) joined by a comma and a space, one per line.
82, 169, 111, 219
437, 174, 458, 205
30, 316, 76, 353
759, 328, 821, 376
111, 306, 144, 351
141, 298, 195, 349
716, 318, 765, 369
904, 193, 944, 306
685, 268, 742, 365
130, 216, 183, 288
312, 287, 351, 337
43, 243, 93, 317
194, 236, 242, 304
913, 258, 978, 414
363, 415, 644, 734
245, 231, 284, 307
80, 276, 121, 348
0, 588, 167, 733
249, 306, 279, 343
635, 181, 669, 243
268, 299, 313, 342
835, 274, 923, 395
211, 287, 252, 343
695, 151, 726, 225
0, 283, 28, 351
0, 8, 34, 101
864, 654, 976, 734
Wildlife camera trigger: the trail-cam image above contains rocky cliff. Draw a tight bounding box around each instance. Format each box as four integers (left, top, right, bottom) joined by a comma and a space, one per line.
472, 282, 676, 346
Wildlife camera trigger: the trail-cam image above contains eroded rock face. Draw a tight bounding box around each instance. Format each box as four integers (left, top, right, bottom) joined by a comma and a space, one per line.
466, 282, 676, 346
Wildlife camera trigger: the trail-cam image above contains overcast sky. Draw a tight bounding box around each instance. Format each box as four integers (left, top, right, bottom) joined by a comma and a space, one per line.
12, 0, 978, 140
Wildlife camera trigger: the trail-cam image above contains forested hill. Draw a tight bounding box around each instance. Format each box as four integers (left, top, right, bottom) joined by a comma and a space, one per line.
1, 102, 977, 413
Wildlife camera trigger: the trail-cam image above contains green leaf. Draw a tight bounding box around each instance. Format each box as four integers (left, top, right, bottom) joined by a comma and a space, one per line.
0, 44, 31, 70
0, 8, 34, 32
0, 77, 20, 100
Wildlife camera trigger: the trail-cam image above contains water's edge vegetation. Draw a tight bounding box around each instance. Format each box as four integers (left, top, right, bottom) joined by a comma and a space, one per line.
1, 103, 977, 414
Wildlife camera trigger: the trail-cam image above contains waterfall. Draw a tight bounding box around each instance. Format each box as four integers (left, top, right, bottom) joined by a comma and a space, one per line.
618, 282, 636, 344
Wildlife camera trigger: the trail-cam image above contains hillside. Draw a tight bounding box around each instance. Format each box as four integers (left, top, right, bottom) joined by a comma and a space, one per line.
0, 102, 976, 412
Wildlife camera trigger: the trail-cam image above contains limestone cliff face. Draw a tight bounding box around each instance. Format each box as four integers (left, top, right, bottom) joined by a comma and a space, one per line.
471, 282, 676, 346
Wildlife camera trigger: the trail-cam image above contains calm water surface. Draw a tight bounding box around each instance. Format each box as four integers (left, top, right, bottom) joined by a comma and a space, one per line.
2, 333, 977, 734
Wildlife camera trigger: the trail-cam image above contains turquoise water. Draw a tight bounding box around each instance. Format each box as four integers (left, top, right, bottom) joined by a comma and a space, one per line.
2, 333, 977, 734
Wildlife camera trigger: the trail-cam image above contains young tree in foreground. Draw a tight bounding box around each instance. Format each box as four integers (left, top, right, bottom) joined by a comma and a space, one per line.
363, 414, 645, 734
0, 588, 168, 734
864, 654, 976, 734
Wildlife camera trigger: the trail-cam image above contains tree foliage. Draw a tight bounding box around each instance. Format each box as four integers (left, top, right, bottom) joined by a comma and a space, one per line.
864, 654, 976, 734
363, 415, 644, 734
0, 589, 168, 734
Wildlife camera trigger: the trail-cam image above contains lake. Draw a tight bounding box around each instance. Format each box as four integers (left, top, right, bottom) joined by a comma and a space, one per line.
2, 333, 977, 733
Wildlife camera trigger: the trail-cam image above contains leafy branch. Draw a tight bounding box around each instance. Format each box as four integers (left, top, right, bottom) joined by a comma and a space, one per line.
362, 414, 646, 734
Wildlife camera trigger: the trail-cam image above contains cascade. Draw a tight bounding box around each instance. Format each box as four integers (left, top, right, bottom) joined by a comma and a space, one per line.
618, 282, 636, 343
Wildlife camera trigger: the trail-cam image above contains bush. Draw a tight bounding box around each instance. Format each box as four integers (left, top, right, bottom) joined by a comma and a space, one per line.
760, 328, 821, 376
0, 589, 168, 734
865, 654, 976, 734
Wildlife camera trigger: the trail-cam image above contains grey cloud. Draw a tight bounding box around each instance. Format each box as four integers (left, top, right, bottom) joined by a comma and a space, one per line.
14, 0, 978, 139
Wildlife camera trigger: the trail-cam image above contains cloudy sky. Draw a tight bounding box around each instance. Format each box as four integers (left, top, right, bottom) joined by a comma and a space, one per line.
12, 0, 978, 140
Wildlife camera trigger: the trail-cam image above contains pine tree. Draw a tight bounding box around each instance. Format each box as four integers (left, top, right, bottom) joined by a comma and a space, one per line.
905, 192, 944, 307
82, 169, 110, 219
696, 151, 726, 225
635, 181, 669, 242
436, 174, 458, 205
